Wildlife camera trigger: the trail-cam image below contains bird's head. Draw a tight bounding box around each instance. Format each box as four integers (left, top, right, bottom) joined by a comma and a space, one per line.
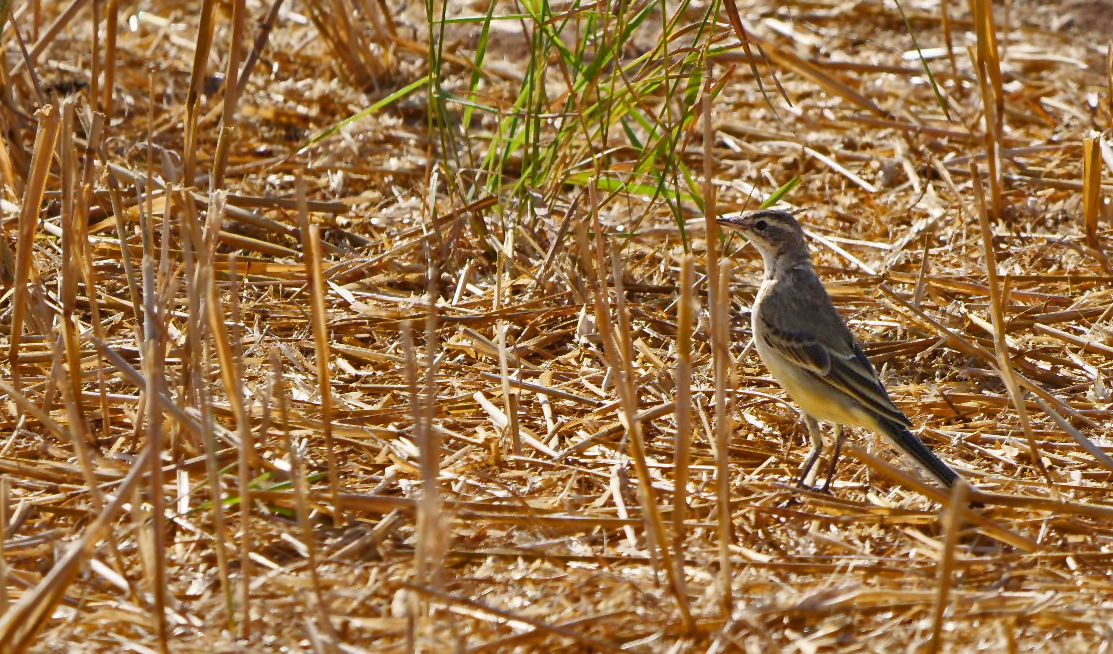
715, 209, 810, 264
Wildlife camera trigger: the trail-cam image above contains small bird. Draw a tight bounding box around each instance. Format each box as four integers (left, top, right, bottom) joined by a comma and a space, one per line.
717, 209, 959, 490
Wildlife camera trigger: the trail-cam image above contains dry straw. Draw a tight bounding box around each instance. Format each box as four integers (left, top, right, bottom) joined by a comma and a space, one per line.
1, 0, 1113, 651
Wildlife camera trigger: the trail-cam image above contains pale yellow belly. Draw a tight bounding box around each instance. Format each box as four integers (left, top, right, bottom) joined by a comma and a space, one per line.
752, 316, 874, 430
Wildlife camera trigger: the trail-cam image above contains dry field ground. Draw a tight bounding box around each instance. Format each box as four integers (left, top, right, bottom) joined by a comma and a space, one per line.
1, 0, 1112, 651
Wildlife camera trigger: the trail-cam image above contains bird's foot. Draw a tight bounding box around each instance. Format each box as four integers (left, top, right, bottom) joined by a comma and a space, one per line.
795, 478, 833, 495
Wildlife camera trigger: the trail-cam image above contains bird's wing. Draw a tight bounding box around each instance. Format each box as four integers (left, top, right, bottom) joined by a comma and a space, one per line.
759, 323, 832, 376
758, 271, 913, 427
759, 323, 911, 427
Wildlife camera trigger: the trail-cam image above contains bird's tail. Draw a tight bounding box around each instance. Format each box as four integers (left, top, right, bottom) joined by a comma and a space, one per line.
875, 416, 959, 488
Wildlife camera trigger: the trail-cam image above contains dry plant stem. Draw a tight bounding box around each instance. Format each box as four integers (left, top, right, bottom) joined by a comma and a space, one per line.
579, 194, 653, 551
235, 0, 286, 99
969, 0, 1004, 218
403, 315, 444, 593
420, 265, 444, 588
303, 0, 384, 89
40, 331, 64, 419
702, 87, 733, 615
50, 292, 137, 603
297, 173, 343, 526
273, 350, 336, 641
970, 0, 1005, 123
1108, 43, 1113, 123
0, 477, 8, 615
940, 0, 958, 80
8, 104, 59, 385
143, 74, 156, 317
1033, 322, 1113, 360
183, 0, 218, 187
913, 233, 931, 307
13, 24, 46, 106
66, 116, 121, 467
140, 181, 170, 653
180, 191, 234, 622
370, 0, 398, 39
0, 441, 158, 652
158, 200, 174, 321
89, 0, 100, 111
574, 201, 679, 600
51, 338, 103, 510
211, 0, 246, 189
0, 112, 21, 199
713, 262, 735, 589
100, 157, 304, 244
609, 241, 693, 629
102, 0, 118, 115
94, 337, 209, 439
301, 614, 328, 652
722, 0, 793, 122
497, 319, 522, 465
400, 322, 426, 643
701, 88, 721, 377
973, 53, 1003, 220
928, 479, 969, 654
970, 163, 1050, 489
201, 192, 256, 631
76, 111, 113, 444
967, 488, 1113, 520
177, 189, 202, 394
53, 386, 115, 597
30, 0, 40, 42
108, 174, 144, 326
1001, 0, 1012, 60
230, 252, 254, 639
1083, 137, 1102, 249
672, 254, 696, 617
58, 102, 89, 439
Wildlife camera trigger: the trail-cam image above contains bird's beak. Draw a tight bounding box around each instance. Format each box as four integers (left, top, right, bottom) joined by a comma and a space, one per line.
715, 214, 744, 229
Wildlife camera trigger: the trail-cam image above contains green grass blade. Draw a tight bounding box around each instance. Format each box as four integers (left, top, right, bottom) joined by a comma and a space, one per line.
298, 75, 432, 154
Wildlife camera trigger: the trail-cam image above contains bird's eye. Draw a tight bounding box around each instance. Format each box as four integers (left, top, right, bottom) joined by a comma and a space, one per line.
754, 219, 767, 231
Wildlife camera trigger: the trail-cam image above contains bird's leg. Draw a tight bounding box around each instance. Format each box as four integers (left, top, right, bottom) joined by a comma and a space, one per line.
796, 415, 823, 488
820, 423, 845, 492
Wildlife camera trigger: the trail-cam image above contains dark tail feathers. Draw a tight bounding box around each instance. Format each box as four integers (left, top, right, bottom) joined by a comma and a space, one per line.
876, 417, 959, 488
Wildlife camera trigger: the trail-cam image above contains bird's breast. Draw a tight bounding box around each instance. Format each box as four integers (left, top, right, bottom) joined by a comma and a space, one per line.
751, 290, 874, 429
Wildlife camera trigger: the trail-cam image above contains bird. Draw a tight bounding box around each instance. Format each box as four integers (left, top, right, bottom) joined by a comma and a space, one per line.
716, 209, 959, 490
